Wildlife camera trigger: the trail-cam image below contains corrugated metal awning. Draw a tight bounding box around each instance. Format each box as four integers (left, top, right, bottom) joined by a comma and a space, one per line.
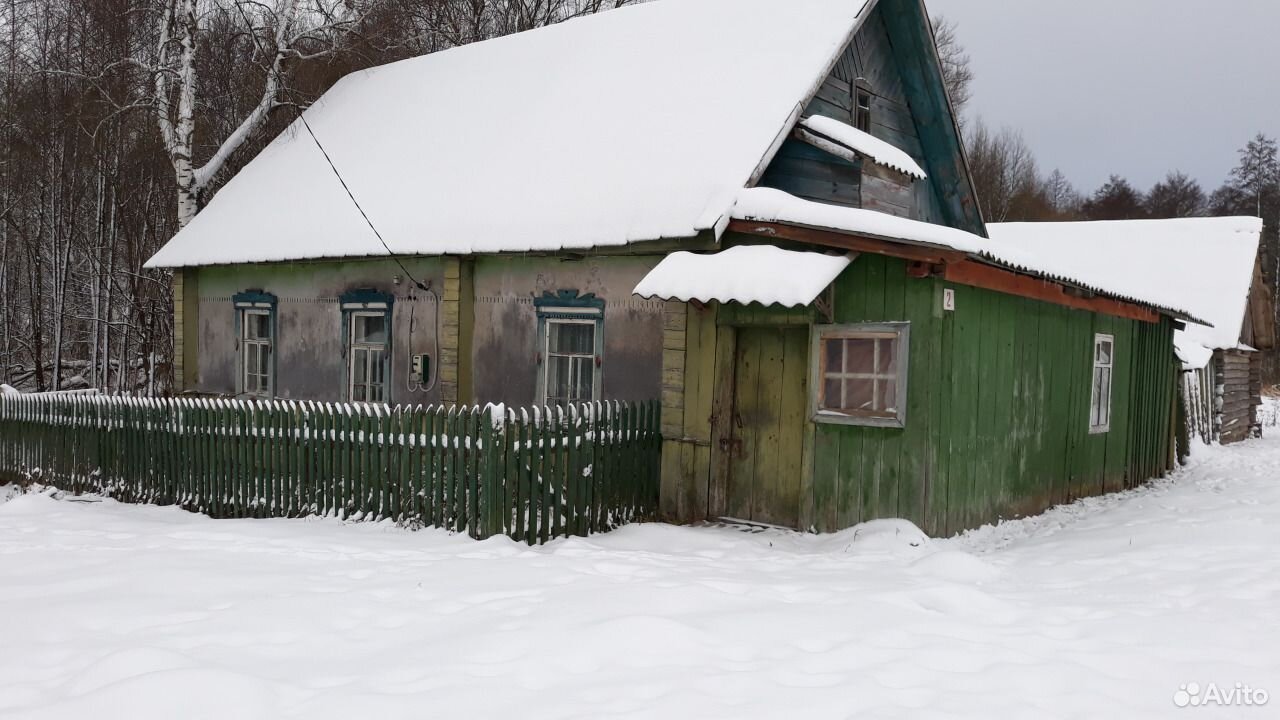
633, 245, 853, 308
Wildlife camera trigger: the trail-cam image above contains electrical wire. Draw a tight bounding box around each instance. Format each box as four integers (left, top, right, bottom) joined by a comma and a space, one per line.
230, 1, 429, 293
232, 3, 436, 395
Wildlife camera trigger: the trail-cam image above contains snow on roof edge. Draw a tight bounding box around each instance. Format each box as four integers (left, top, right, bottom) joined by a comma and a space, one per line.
732, 188, 1208, 323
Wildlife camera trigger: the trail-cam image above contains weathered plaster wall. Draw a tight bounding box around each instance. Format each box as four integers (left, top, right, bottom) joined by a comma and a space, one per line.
193, 257, 447, 405
470, 255, 665, 406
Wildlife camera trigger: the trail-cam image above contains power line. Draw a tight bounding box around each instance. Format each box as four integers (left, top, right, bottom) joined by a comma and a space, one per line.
229, 1, 429, 292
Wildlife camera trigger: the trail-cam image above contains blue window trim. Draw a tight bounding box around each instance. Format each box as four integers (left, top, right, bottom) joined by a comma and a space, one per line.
232, 291, 278, 399
340, 289, 394, 403
535, 289, 605, 405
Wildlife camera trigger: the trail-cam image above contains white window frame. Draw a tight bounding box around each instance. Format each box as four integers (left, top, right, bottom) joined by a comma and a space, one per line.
348, 310, 390, 404
1090, 333, 1115, 434
810, 322, 910, 428
540, 316, 601, 407
240, 308, 273, 399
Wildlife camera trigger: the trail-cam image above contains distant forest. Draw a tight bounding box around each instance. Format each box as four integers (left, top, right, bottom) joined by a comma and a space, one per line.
0, 3, 1274, 393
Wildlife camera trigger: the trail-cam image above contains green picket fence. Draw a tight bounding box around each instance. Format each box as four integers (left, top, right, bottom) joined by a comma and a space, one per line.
0, 394, 661, 544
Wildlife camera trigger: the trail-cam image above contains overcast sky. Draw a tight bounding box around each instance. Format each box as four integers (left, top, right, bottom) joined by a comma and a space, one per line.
924, 0, 1280, 196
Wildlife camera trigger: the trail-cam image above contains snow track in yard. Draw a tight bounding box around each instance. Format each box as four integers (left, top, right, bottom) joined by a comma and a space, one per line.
2, 436, 1279, 719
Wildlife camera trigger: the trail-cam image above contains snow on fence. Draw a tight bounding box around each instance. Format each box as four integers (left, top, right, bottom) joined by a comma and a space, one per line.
0, 395, 661, 544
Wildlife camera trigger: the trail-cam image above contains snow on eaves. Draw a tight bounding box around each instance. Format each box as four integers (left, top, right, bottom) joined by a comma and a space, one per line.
633, 245, 852, 307
731, 188, 1218, 322
987, 218, 1262, 351
144, 0, 874, 269
798, 116, 927, 180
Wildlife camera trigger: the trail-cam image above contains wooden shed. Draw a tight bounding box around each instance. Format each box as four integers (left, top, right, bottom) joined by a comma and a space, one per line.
643, 201, 1203, 537
1185, 255, 1275, 445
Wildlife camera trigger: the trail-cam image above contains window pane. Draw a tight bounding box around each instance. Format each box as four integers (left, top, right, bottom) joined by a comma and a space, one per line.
847, 378, 875, 412
353, 348, 368, 387
845, 338, 875, 374
882, 378, 898, 412
822, 379, 843, 410
877, 338, 896, 374
1099, 368, 1112, 425
370, 350, 385, 385
259, 345, 271, 376
575, 357, 595, 402
550, 322, 594, 355
824, 339, 843, 375
245, 312, 270, 341
547, 355, 570, 405
1090, 369, 1103, 426
355, 314, 388, 345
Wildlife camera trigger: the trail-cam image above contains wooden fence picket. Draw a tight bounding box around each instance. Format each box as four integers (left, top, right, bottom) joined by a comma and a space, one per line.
0, 394, 659, 545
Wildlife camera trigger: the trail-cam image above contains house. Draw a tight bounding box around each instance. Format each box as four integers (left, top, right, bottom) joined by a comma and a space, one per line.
146, 0, 1200, 537
987, 219, 1270, 447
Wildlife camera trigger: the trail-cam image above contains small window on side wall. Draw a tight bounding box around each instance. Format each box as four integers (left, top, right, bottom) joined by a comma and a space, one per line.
811, 323, 910, 428
233, 292, 276, 399
1090, 333, 1115, 434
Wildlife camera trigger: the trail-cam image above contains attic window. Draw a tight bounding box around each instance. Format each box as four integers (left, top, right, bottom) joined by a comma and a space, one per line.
854, 89, 873, 133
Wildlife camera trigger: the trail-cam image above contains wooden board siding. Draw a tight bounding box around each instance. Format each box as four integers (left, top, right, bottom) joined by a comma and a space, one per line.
812, 254, 1178, 535
758, 0, 942, 224
661, 251, 1180, 537
759, 139, 862, 208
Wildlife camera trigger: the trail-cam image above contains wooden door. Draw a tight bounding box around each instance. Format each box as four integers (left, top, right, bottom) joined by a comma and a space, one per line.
721, 326, 809, 528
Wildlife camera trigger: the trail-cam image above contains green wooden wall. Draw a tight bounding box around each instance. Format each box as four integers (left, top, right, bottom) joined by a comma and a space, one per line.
806, 254, 1178, 536
659, 252, 1180, 537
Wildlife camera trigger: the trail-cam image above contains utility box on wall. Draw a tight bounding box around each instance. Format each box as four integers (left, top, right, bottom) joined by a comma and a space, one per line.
412, 354, 431, 385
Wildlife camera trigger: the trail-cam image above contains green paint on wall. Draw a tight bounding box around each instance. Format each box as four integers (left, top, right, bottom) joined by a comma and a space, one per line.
809, 254, 1178, 536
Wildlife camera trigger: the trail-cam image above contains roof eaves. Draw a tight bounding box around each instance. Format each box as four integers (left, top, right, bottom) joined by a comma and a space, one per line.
969, 251, 1208, 326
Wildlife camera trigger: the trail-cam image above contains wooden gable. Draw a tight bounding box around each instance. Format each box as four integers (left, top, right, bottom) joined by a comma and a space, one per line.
756, 0, 984, 235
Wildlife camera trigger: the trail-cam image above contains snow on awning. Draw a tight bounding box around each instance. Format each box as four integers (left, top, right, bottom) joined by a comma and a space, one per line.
633, 245, 852, 308
798, 116, 927, 180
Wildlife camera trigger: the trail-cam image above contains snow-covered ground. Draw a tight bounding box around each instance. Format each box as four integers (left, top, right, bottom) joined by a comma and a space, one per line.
2, 438, 1278, 719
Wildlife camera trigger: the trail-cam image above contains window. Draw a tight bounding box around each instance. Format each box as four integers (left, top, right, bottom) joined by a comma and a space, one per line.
535, 290, 604, 407
544, 320, 597, 406
854, 87, 873, 133
349, 312, 390, 403
233, 292, 276, 399
341, 290, 393, 404
1090, 333, 1114, 433
810, 323, 910, 428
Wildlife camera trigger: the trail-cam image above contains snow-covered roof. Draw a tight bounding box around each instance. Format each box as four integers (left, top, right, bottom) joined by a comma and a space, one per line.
987, 217, 1262, 353
798, 116, 927, 180
633, 245, 853, 307
731, 188, 1257, 323
145, 0, 876, 269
